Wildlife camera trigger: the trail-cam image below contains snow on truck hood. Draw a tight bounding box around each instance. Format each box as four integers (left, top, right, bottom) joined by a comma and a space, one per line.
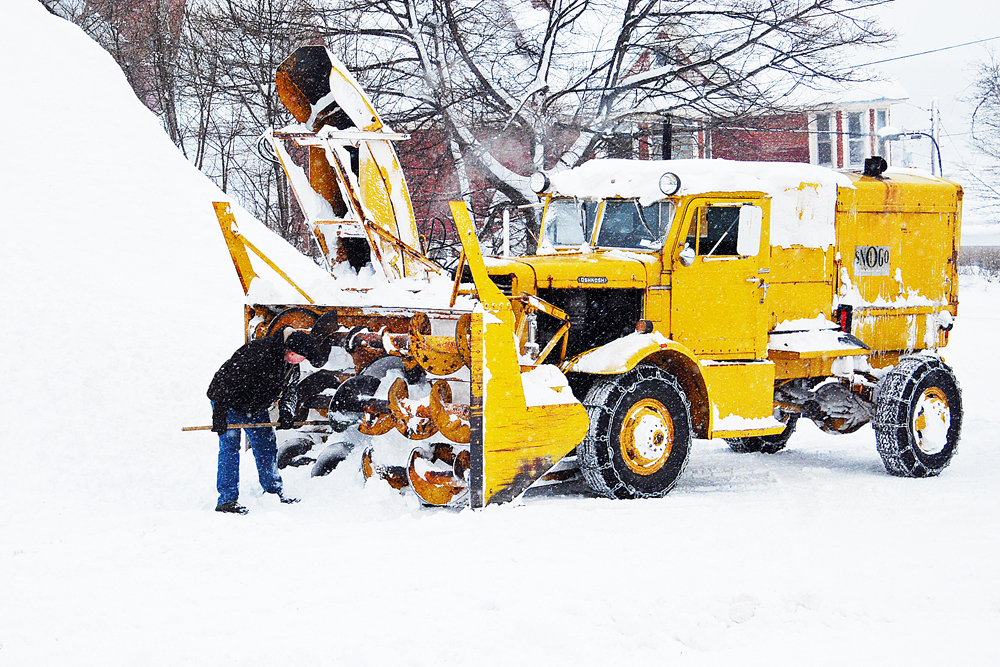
547, 158, 856, 249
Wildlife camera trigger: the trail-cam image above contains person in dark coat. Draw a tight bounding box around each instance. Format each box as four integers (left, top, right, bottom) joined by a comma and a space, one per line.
207, 328, 317, 514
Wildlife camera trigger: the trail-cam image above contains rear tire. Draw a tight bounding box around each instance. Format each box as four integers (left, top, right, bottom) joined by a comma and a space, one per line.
578, 365, 692, 499
873, 356, 962, 477
727, 412, 798, 454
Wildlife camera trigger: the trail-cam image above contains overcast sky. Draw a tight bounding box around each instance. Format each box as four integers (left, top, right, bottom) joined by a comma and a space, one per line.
860, 0, 998, 219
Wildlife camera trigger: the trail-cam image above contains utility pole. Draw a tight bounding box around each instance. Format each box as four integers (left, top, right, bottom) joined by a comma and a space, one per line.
661, 115, 672, 160
930, 98, 939, 176
502, 208, 510, 257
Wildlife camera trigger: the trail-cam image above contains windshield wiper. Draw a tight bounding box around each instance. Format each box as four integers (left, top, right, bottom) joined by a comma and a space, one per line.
632, 201, 657, 238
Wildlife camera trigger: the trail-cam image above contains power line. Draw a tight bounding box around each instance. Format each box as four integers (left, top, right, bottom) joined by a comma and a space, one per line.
854, 35, 1000, 69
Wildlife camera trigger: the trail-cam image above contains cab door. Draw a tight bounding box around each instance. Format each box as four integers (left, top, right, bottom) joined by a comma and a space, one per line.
669, 197, 770, 358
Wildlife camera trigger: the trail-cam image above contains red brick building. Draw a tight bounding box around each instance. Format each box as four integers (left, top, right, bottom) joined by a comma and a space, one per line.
635, 82, 908, 169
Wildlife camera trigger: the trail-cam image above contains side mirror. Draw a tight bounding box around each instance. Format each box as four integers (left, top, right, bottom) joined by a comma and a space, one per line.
679, 244, 696, 267
736, 205, 762, 256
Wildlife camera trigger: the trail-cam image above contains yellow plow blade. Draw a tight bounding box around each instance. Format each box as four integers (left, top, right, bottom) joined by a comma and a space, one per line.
449, 201, 590, 506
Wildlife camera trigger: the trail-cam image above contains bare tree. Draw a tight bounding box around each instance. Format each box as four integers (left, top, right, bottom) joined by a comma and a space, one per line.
970, 54, 1000, 161
48, 0, 896, 254
967, 52, 1000, 215
314, 0, 893, 248
49, 0, 336, 250
176, 0, 339, 244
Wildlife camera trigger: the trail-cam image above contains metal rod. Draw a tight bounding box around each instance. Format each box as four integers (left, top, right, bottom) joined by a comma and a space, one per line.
182, 420, 329, 432
273, 130, 410, 142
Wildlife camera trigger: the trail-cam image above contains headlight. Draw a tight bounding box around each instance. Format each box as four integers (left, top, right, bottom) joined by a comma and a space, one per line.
529, 171, 551, 194
659, 172, 681, 196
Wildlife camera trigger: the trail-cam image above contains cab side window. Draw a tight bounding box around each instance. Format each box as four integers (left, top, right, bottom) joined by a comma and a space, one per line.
686, 206, 741, 256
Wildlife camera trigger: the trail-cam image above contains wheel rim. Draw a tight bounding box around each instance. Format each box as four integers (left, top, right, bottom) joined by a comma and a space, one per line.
619, 398, 673, 475
913, 387, 951, 455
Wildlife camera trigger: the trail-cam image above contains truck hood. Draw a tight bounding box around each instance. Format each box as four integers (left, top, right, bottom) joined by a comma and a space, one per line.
485, 250, 658, 290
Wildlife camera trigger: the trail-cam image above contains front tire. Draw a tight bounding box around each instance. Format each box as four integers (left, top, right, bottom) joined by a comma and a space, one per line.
873, 356, 962, 477
578, 365, 692, 499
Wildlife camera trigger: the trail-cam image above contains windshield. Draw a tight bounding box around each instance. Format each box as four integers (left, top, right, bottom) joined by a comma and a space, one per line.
596, 199, 675, 250
541, 198, 599, 246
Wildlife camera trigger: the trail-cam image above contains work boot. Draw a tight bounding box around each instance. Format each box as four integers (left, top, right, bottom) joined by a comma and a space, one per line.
216, 501, 249, 515
278, 492, 300, 504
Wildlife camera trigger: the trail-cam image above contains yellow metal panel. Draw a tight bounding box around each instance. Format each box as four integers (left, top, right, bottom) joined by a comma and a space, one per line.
515, 253, 651, 290
773, 356, 835, 380
644, 288, 670, 331
768, 347, 869, 361
836, 210, 955, 307
450, 202, 510, 316
767, 282, 833, 330
831, 172, 961, 356
769, 245, 834, 284
838, 172, 960, 213
479, 306, 589, 505
700, 361, 781, 438
359, 141, 420, 244
854, 309, 947, 352
561, 335, 699, 376
835, 175, 960, 317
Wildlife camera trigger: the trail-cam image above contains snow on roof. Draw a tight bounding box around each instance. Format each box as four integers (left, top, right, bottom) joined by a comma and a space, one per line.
789, 76, 909, 108
547, 158, 851, 202
547, 158, 854, 248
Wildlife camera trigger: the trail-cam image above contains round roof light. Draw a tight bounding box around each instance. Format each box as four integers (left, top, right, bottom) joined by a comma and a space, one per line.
529, 171, 551, 194
659, 171, 681, 196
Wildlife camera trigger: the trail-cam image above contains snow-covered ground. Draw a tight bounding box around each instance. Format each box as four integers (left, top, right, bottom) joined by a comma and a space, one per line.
2, 1, 1000, 664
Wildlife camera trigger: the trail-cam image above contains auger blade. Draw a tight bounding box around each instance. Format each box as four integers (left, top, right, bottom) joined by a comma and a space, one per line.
408, 312, 464, 376
429, 380, 471, 444
407, 446, 468, 506
361, 446, 408, 490
388, 378, 438, 440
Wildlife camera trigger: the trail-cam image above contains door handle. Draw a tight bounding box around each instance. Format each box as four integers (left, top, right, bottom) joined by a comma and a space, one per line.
746, 277, 768, 302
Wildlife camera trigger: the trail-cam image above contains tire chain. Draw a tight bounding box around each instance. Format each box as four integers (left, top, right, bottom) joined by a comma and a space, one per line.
580, 365, 692, 499
873, 355, 962, 477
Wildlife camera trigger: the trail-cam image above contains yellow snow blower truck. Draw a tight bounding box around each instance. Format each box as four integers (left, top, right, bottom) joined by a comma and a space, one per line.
214, 45, 963, 507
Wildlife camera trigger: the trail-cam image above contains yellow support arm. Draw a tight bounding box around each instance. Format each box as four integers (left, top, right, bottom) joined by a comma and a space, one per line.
212, 202, 314, 304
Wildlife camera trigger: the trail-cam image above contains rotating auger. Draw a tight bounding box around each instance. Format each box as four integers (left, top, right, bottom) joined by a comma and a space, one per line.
274, 308, 476, 506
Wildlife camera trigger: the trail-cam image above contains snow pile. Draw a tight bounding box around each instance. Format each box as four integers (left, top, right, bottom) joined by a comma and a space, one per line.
521, 364, 577, 406
548, 158, 853, 248
711, 405, 784, 432
0, 0, 331, 511
772, 315, 841, 332
768, 316, 867, 354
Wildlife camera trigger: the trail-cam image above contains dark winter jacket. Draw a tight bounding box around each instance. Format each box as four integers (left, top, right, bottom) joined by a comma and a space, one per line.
207, 336, 299, 432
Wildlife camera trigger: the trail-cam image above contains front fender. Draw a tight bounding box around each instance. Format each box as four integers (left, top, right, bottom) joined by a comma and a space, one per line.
561, 332, 699, 375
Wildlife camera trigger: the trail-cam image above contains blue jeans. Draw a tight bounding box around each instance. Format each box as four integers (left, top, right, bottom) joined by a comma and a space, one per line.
214, 404, 283, 505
